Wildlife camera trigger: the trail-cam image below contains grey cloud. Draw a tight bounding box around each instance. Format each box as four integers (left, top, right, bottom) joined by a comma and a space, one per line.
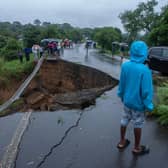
0, 0, 167, 29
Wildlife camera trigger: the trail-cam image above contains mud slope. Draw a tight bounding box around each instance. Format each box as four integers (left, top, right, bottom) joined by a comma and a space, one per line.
20, 59, 118, 111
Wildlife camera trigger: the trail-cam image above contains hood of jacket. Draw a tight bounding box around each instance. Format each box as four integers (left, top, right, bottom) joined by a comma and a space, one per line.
130, 41, 148, 63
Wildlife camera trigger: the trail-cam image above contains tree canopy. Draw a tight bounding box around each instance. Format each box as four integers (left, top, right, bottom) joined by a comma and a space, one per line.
0, 21, 91, 60
0, 0, 168, 62
119, 0, 159, 42
93, 27, 122, 51
148, 5, 168, 46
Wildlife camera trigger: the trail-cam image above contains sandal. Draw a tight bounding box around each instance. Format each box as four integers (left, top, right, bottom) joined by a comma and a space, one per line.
132, 145, 150, 155
117, 139, 130, 149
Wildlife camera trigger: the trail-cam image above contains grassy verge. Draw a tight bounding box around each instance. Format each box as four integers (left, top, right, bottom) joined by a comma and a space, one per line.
0, 55, 34, 87
97, 47, 129, 59
152, 82, 168, 126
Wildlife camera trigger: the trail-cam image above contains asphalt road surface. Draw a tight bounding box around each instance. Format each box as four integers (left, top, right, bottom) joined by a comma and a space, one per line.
1, 44, 168, 168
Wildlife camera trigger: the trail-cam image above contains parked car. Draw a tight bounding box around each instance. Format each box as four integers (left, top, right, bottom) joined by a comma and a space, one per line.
148, 47, 168, 74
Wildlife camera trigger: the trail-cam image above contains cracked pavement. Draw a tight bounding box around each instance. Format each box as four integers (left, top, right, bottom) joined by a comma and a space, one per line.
1, 44, 168, 168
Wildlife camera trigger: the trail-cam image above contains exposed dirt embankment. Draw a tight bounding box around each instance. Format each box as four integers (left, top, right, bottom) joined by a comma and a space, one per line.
20, 59, 118, 111
0, 77, 27, 104
1, 59, 118, 116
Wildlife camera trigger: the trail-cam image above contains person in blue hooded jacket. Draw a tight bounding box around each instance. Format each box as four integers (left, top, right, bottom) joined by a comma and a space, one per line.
117, 41, 153, 155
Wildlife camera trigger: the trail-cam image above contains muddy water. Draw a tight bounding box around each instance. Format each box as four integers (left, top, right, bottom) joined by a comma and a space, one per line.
1, 44, 168, 168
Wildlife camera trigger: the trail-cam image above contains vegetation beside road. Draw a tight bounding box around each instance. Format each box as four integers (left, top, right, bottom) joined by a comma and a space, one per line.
0, 0, 167, 125
0, 1, 167, 61
0, 56, 34, 87
152, 78, 168, 126
119, 0, 168, 46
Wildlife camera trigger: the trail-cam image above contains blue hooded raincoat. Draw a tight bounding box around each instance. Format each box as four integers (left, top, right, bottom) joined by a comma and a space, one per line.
118, 41, 154, 112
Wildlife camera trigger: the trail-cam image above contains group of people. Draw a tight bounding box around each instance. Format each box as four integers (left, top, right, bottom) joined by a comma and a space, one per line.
63, 39, 73, 48
47, 41, 61, 56
18, 45, 43, 63
45, 39, 74, 57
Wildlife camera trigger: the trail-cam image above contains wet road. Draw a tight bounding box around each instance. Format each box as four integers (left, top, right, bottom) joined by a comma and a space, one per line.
1, 44, 168, 168
0, 114, 23, 161
62, 44, 122, 80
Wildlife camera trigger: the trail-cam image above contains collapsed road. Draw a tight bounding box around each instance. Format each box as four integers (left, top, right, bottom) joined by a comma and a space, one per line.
0, 44, 168, 168
0, 47, 118, 168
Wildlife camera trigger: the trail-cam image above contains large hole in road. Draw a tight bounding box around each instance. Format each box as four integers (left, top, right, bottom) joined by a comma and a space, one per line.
7, 59, 118, 113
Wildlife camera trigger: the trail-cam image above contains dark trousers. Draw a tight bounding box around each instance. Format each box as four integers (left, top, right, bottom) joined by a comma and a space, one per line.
25, 53, 30, 61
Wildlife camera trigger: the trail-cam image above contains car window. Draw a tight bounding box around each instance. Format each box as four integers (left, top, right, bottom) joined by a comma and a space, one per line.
150, 48, 162, 57
163, 49, 168, 58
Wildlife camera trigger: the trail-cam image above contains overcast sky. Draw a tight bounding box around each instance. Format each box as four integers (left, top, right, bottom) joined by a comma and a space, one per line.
0, 0, 167, 30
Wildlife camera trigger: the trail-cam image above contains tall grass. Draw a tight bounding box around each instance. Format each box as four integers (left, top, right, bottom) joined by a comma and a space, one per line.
153, 83, 168, 126
0, 56, 34, 87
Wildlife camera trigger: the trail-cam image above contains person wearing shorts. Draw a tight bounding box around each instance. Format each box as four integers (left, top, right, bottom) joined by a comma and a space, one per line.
121, 106, 145, 129
117, 41, 154, 155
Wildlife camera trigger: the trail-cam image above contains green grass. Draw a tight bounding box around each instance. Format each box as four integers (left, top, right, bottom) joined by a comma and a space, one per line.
0, 55, 34, 85
153, 82, 168, 126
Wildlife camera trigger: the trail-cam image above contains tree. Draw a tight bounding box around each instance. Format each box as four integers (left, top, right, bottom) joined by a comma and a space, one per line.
0, 35, 7, 50
60, 23, 73, 30
119, 0, 158, 40
119, 10, 140, 41
93, 27, 121, 51
42, 22, 51, 27
11, 21, 23, 38
67, 29, 82, 43
23, 25, 42, 47
33, 19, 41, 26
0, 22, 13, 37
1, 38, 22, 60
41, 24, 61, 39
136, 0, 158, 33
148, 5, 168, 45
81, 28, 94, 39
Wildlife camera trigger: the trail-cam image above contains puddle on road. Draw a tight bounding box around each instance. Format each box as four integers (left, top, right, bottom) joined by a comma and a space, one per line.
2, 59, 118, 116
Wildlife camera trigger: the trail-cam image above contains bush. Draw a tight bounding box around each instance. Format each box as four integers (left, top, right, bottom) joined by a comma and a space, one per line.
1, 38, 22, 61
93, 27, 121, 51
0, 35, 7, 50
153, 83, 168, 126
0, 56, 34, 88
156, 105, 168, 126
157, 84, 168, 104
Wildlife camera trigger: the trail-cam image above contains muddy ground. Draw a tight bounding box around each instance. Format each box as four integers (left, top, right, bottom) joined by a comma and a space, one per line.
1, 58, 167, 116
21, 59, 118, 111
1, 59, 118, 115
0, 76, 28, 104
